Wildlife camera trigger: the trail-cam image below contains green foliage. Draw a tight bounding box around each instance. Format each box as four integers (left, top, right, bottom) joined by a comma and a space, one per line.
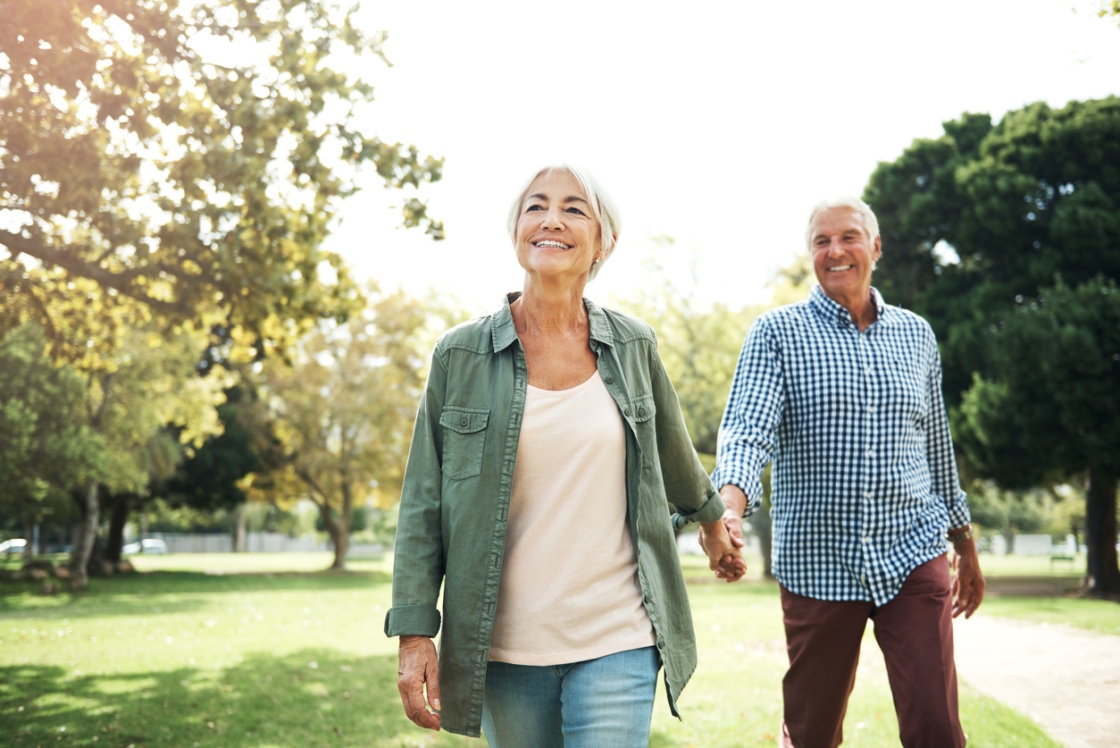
164, 387, 258, 512
246, 284, 435, 565
958, 279, 1120, 487
0, 325, 102, 527
0, 0, 443, 365
865, 99, 1120, 405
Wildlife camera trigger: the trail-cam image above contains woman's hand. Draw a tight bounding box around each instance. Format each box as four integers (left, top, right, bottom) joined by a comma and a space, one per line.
397, 635, 441, 731
699, 512, 747, 582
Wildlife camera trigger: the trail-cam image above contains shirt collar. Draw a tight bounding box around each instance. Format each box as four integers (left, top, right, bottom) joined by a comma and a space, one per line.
808, 284, 890, 329
491, 292, 615, 352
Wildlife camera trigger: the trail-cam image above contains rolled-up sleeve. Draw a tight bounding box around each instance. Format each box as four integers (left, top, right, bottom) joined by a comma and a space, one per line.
385, 348, 448, 638
712, 317, 784, 518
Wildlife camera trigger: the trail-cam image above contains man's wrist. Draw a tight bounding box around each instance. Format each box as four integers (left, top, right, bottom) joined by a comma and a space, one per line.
718, 483, 749, 517
947, 525, 973, 548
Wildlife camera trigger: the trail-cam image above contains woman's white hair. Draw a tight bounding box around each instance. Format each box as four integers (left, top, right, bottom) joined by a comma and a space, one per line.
805, 196, 880, 248
507, 164, 621, 281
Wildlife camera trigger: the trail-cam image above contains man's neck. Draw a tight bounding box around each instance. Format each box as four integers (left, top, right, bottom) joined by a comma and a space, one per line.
826, 288, 878, 331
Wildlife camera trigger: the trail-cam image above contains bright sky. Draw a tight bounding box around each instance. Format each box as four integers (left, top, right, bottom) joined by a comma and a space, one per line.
325, 0, 1120, 316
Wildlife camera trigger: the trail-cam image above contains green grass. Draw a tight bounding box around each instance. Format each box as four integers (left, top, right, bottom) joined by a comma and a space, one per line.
0, 553, 1066, 747
975, 553, 1087, 579
978, 596, 1120, 636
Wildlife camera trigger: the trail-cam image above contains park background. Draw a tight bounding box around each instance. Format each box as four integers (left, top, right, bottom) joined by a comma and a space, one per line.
2, 0, 1120, 746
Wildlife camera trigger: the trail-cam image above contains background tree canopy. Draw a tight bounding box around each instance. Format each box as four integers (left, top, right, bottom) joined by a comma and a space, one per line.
866, 97, 1120, 593
0, 0, 443, 365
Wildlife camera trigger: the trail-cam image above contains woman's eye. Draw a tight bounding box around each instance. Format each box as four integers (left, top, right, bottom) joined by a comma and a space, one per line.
566, 207, 586, 216
525, 204, 544, 212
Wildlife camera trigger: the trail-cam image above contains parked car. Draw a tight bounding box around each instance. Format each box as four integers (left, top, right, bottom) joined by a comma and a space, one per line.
122, 538, 168, 555
0, 539, 27, 555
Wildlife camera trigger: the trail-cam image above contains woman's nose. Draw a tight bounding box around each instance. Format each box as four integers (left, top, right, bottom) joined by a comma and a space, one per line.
542, 205, 564, 230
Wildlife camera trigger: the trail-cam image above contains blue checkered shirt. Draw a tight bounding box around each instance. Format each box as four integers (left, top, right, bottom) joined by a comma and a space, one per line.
712, 286, 971, 605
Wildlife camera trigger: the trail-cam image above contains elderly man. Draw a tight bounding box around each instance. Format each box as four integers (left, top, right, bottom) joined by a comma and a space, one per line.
709, 197, 985, 748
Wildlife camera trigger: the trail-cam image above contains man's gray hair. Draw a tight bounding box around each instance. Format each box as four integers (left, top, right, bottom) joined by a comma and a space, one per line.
507, 164, 621, 281
805, 196, 880, 249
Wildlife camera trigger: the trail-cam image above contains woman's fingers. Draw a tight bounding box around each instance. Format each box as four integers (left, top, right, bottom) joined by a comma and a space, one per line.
398, 636, 442, 731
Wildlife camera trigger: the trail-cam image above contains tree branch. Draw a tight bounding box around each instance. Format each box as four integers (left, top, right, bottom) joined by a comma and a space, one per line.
0, 230, 188, 317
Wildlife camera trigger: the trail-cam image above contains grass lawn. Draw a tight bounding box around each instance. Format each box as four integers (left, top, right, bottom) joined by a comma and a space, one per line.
0, 552, 1064, 747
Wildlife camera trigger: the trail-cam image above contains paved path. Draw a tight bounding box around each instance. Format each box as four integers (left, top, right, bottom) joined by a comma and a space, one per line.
952, 615, 1120, 748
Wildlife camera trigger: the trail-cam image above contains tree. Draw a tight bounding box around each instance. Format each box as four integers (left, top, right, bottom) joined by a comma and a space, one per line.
0, 324, 102, 556
249, 285, 430, 570
0, 0, 443, 365
163, 386, 259, 551
957, 280, 1120, 592
865, 98, 1120, 593
69, 324, 229, 588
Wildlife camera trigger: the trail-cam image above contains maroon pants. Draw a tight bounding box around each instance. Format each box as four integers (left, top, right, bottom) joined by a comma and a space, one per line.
780, 555, 965, 748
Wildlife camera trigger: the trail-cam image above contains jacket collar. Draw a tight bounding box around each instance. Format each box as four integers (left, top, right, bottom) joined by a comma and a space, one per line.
808, 284, 890, 329
491, 292, 615, 352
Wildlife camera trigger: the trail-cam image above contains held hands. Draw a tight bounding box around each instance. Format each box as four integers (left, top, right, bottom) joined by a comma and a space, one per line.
397, 635, 441, 731
699, 509, 747, 583
950, 535, 986, 619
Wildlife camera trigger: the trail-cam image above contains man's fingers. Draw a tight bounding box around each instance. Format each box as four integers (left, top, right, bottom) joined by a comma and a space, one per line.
723, 514, 746, 548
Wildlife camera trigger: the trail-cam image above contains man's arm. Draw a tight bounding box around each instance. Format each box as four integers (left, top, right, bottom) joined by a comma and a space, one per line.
925, 338, 985, 616
708, 317, 785, 578
949, 525, 985, 618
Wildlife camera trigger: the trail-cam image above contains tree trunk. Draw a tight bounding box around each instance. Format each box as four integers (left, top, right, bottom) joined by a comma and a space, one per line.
1084, 466, 1120, 595
233, 503, 247, 552
105, 493, 130, 565
316, 501, 348, 571
22, 516, 35, 560
70, 479, 100, 591
749, 509, 774, 579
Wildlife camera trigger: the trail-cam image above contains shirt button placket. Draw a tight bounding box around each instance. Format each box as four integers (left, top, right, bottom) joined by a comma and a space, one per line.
860, 330, 875, 589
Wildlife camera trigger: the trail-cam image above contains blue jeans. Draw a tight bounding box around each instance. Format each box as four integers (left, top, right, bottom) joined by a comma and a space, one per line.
481, 646, 660, 748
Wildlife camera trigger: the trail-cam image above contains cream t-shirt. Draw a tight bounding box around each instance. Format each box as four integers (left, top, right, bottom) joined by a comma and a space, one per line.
488, 373, 656, 665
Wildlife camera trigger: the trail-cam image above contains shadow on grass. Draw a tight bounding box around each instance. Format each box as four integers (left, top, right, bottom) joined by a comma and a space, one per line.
1, 648, 475, 748
0, 569, 392, 619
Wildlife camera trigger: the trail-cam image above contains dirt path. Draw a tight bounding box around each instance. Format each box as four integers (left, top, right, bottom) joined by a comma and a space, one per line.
951, 615, 1120, 748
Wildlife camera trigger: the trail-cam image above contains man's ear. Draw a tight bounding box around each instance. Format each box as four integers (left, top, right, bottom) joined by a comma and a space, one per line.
873, 235, 882, 262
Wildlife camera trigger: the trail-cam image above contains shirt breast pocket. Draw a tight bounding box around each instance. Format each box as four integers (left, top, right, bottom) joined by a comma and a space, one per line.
439, 407, 490, 481
889, 355, 929, 421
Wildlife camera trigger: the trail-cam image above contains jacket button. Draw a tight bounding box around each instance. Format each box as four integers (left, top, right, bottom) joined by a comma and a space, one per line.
624, 408, 631, 416
459, 418, 468, 427
638, 407, 646, 416
605, 376, 615, 384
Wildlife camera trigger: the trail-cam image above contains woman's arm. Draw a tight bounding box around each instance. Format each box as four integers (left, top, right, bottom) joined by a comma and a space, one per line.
647, 338, 745, 581
385, 347, 449, 730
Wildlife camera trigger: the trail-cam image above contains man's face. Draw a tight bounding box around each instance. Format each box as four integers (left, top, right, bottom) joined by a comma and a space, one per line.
809, 207, 881, 303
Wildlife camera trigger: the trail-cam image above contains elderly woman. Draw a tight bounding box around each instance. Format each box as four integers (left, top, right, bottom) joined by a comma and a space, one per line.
386, 164, 745, 746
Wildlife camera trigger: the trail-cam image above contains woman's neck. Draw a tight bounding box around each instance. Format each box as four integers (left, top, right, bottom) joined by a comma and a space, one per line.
513, 276, 588, 336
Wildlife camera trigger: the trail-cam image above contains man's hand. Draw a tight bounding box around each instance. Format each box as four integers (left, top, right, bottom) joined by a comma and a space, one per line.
397, 635, 441, 731
697, 483, 750, 582
699, 513, 746, 581
950, 533, 985, 619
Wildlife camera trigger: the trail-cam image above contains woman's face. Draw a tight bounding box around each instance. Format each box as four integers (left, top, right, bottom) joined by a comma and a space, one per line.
514, 170, 602, 283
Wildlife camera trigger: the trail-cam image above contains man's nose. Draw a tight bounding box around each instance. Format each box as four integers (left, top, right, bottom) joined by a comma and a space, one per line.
827, 241, 844, 257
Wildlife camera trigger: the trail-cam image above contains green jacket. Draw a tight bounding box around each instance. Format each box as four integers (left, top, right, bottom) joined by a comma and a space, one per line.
385, 293, 726, 737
